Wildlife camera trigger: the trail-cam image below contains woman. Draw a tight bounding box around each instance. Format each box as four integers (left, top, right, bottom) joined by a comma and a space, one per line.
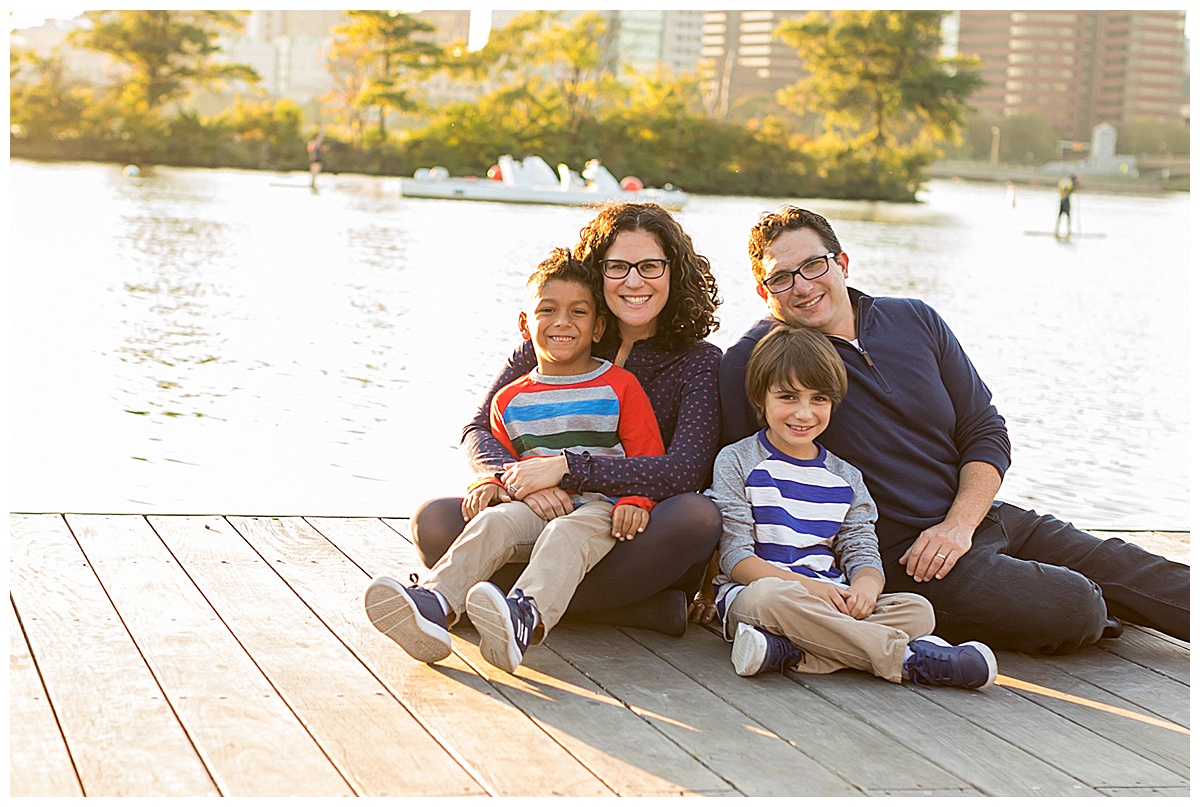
411, 203, 723, 635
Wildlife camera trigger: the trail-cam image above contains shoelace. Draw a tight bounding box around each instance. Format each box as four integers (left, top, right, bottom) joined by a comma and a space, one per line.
509, 589, 538, 647
905, 643, 958, 686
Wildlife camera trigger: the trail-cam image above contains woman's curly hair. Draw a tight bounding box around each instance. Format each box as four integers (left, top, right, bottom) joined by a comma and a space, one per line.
573, 203, 721, 353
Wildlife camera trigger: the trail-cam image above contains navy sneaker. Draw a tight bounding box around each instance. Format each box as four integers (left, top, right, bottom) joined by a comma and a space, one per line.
731, 623, 805, 676
364, 575, 451, 663
466, 582, 539, 673
904, 636, 998, 689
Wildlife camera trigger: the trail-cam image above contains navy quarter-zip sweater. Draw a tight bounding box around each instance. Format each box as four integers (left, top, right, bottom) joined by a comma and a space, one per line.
720, 288, 1011, 554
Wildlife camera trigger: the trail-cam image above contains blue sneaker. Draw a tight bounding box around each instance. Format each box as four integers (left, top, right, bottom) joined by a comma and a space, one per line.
466, 582, 539, 673
904, 636, 997, 689
364, 575, 451, 663
731, 623, 805, 676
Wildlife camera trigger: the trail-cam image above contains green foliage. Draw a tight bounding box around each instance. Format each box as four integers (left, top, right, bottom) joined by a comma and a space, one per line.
1118, 118, 1190, 156
777, 10, 981, 192
71, 10, 258, 112
327, 10, 441, 140
9, 49, 92, 147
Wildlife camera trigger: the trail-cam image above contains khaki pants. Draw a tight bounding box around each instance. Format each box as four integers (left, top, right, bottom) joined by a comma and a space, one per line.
727, 577, 935, 682
422, 500, 615, 635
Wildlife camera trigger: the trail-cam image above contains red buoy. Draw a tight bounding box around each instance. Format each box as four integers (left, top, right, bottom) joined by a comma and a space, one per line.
487, 164, 502, 181
620, 176, 644, 191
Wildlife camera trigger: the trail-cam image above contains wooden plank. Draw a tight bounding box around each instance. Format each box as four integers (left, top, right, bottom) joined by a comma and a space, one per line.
9, 599, 83, 797
627, 625, 980, 793
908, 653, 1186, 789
452, 622, 737, 796
546, 624, 861, 796
284, 516, 616, 796
995, 651, 1190, 776
1035, 643, 1189, 727
156, 516, 484, 797
783, 665, 1098, 795
1100, 627, 1189, 685
9, 514, 217, 797
65, 514, 352, 797
1098, 787, 1191, 796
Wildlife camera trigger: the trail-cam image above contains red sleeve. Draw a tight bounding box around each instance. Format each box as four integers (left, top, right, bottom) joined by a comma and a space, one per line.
614, 370, 665, 458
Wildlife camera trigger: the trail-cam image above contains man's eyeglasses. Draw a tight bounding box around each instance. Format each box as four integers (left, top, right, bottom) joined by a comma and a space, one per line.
762, 253, 837, 294
600, 258, 669, 280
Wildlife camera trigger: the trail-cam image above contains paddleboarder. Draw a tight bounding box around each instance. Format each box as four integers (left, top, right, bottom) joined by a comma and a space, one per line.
1054, 173, 1078, 238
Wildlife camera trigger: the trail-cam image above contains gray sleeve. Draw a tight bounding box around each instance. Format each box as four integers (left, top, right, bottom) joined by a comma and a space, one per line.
824, 451, 885, 582
705, 438, 763, 578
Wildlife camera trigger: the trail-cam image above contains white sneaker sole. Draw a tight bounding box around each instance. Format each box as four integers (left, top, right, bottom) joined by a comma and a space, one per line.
364, 576, 451, 663
960, 641, 998, 688
731, 622, 769, 676
466, 582, 523, 673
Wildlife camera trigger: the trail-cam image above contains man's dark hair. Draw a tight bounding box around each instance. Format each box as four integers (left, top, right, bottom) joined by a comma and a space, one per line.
748, 206, 843, 283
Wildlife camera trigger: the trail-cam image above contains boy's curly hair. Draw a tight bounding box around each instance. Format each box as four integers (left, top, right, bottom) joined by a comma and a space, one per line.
526, 247, 594, 299
574, 203, 720, 352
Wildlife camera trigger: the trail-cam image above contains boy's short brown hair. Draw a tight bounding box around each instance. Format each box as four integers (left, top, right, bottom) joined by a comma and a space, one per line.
527, 247, 594, 299
745, 325, 848, 424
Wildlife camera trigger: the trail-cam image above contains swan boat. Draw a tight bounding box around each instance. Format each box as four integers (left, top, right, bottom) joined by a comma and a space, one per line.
399, 155, 689, 210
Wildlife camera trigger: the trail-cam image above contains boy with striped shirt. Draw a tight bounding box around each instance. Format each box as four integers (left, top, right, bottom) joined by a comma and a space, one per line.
708, 325, 997, 688
365, 249, 664, 673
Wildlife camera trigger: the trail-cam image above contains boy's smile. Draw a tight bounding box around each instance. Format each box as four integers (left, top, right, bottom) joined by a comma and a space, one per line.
762, 381, 832, 460
519, 278, 605, 376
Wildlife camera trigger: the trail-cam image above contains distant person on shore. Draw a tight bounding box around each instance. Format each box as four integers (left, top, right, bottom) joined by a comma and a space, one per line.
407, 203, 724, 638
713, 205, 1189, 654
307, 130, 325, 190
709, 324, 997, 688
1054, 173, 1077, 237
365, 249, 665, 673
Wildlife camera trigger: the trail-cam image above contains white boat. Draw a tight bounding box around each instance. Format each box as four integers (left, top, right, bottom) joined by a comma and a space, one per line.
399, 155, 689, 210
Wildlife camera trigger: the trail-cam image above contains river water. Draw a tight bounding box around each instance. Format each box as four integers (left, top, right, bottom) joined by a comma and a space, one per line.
8, 160, 1190, 530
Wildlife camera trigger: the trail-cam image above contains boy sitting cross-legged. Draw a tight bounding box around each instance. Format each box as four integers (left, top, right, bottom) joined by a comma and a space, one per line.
707, 324, 998, 689
365, 248, 664, 673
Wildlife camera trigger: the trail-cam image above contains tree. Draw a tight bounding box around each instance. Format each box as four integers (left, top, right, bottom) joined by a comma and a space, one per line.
10, 48, 92, 144
327, 10, 441, 141
777, 11, 981, 186
71, 11, 258, 113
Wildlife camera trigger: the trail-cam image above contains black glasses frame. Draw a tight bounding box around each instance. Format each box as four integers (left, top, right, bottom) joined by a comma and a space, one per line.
600, 258, 669, 280
763, 252, 837, 294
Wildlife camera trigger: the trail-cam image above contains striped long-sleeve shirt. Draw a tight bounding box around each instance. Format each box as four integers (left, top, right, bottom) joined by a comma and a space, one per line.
706, 430, 883, 631
488, 360, 664, 511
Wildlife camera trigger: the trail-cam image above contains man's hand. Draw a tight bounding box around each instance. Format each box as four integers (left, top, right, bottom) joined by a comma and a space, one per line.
611, 504, 649, 541
462, 483, 507, 521
521, 486, 574, 521
899, 521, 974, 583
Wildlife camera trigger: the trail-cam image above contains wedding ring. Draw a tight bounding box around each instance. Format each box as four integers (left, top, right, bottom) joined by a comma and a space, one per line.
505, 484, 518, 497
935, 552, 948, 559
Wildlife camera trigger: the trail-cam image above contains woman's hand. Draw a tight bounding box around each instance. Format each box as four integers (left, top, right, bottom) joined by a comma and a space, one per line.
500, 455, 569, 499
462, 483, 508, 522
521, 487, 574, 521
688, 552, 720, 624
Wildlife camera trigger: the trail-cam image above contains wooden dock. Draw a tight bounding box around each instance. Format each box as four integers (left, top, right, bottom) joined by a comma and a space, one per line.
10, 514, 1190, 797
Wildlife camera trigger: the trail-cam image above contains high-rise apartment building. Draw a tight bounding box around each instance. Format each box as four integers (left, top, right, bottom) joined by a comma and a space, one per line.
956, 10, 1188, 139
699, 10, 808, 118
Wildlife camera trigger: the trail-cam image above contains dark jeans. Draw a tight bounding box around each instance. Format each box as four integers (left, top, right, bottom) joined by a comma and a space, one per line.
880, 503, 1190, 655
410, 492, 721, 614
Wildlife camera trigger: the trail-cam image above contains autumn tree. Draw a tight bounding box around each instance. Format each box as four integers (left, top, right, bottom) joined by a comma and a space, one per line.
71, 10, 258, 113
327, 10, 441, 141
778, 10, 981, 185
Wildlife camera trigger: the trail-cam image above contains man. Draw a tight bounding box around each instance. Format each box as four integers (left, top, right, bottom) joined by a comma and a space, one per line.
719, 205, 1188, 655
1054, 173, 1077, 238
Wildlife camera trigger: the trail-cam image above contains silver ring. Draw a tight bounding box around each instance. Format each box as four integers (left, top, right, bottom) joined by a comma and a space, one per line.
935, 552, 948, 559
505, 484, 518, 498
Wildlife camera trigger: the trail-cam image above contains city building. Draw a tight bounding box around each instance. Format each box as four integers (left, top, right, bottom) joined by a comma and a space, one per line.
955, 10, 1188, 139
699, 9, 809, 119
